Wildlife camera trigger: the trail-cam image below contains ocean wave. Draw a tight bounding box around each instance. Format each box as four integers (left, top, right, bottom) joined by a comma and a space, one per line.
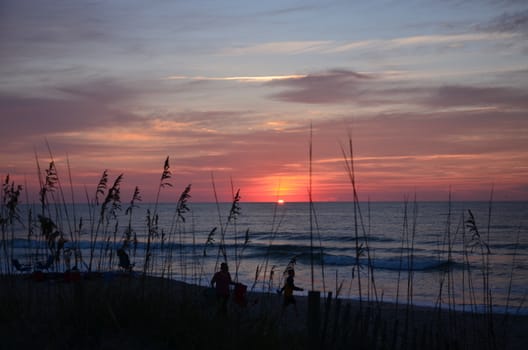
322, 253, 463, 272
378, 257, 463, 272
0, 237, 474, 274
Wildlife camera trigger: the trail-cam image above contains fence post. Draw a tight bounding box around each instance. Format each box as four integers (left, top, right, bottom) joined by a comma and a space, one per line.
308, 290, 321, 349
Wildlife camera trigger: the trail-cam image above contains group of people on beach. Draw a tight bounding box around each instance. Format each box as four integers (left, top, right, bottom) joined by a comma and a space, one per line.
210, 262, 304, 316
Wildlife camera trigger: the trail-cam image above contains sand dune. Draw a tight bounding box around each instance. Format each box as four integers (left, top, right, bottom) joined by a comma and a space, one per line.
1, 272, 526, 349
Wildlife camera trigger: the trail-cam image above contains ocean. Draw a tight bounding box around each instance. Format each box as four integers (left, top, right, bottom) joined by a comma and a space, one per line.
3, 201, 527, 314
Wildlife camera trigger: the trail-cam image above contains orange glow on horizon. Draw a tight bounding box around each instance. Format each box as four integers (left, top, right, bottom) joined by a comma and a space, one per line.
247, 174, 309, 202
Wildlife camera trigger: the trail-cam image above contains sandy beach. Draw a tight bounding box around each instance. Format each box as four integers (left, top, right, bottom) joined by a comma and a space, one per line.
1, 272, 526, 350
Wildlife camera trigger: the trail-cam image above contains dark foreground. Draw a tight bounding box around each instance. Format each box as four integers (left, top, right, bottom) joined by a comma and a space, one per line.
1, 272, 526, 350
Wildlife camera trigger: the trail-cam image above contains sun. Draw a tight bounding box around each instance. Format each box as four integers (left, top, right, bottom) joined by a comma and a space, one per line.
277, 199, 285, 205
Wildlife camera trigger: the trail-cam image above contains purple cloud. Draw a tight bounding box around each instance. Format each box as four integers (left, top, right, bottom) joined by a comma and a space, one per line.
0, 78, 149, 160
478, 9, 528, 35
267, 68, 528, 110
423, 85, 528, 108
269, 69, 373, 104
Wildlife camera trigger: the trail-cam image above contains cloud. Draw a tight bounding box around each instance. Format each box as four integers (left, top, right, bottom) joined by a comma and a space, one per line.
422, 85, 528, 109
217, 32, 517, 58
0, 78, 147, 155
266, 68, 528, 110
478, 9, 528, 35
0, 95, 135, 139
268, 69, 374, 104
0, 1, 112, 63
390, 32, 516, 46
312, 108, 527, 155
321, 32, 516, 55
221, 41, 333, 55
308, 110, 528, 200
165, 74, 307, 83
55, 78, 143, 105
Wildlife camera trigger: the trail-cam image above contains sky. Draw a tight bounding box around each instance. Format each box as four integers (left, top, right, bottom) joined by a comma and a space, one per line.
1, 0, 527, 203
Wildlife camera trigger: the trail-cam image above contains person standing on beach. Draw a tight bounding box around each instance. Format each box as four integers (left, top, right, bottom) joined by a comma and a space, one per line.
278, 268, 303, 316
211, 262, 235, 315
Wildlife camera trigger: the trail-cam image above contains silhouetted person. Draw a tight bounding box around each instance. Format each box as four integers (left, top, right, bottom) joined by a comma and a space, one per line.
117, 248, 134, 272
278, 268, 303, 316
211, 262, 235, 315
